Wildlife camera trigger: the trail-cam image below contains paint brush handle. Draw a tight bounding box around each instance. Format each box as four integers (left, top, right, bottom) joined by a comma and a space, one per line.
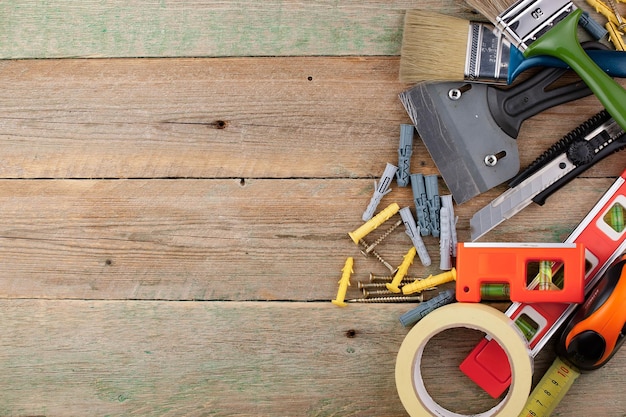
509, 49, 626, 84
508, 39, 626, 83
524, 9, 626, 131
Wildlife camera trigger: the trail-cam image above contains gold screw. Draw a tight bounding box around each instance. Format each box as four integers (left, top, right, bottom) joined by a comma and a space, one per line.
362, 289, 403, 298
369, 273, 424, 282
358, 281, 410, 290
358, 240, 396, 273
606, 0, 626, 29
346, 295, 423, 303
361, 219, 402, 255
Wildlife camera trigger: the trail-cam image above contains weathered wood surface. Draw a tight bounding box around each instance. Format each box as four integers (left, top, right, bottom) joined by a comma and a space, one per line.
0, 1, 625, 416
0, 1, 476, 59
0, 177, 617, 301
0, 300, 623, 416
0, 0, 606, 59
0, 57, 622, 179
0, 0, 605, 59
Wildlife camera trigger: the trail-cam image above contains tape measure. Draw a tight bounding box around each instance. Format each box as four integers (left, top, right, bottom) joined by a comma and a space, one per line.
518, 357, 580, 417
519, 255, 626, 416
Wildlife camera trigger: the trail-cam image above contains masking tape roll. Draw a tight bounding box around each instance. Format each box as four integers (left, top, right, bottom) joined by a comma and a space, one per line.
395, 303, 533, 417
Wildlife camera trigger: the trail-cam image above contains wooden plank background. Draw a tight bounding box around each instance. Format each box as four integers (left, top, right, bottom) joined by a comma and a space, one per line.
0, 1, 625, 416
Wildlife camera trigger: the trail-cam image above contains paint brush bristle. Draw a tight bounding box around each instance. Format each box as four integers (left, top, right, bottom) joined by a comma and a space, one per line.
399, 10, 470, 83
465, 0, 517, 22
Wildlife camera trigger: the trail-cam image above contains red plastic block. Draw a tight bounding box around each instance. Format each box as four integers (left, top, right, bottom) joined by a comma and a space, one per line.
461, 170, 626, 398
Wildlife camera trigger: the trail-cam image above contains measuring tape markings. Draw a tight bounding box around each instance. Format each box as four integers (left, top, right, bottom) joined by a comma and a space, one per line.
461, 173, 626, 398
396, 173, 626, 415
518, 357, 580, 417
518, 254, 626, 416
396, 303, 533, 417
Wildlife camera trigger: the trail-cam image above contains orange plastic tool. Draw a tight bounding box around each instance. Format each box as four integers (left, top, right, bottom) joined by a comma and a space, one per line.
455, 242, 586, 303
559, 254, 626, 371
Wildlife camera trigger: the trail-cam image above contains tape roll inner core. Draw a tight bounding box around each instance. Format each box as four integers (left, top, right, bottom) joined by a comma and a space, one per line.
412, 329, 505, 416
396, 303, 533, 417
419, 328, 505, 413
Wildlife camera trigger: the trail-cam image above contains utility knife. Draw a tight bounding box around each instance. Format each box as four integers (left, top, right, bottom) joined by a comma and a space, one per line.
470, 109, 626, 241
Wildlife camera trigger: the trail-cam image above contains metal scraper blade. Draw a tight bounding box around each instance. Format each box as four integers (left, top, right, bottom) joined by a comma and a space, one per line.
399, 82, 520, 204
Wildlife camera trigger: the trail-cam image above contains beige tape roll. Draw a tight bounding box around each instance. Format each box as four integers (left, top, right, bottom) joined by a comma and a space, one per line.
395, 303, 533, 417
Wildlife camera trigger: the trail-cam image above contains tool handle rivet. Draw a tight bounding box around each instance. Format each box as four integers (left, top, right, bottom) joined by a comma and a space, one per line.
448, 88, 462, 100
484, 154, 498, 166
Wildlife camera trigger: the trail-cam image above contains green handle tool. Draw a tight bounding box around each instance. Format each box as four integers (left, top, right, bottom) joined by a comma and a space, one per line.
524, 9, 626, 131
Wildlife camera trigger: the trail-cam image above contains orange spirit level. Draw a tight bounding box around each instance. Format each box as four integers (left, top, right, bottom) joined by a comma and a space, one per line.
455, 242, 586, 303
461, 169, 626, 398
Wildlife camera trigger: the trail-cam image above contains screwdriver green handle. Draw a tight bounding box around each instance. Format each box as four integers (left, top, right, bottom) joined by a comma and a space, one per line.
524, 8, 626, 131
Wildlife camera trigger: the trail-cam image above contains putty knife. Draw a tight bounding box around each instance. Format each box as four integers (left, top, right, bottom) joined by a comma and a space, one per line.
399, 67, 592, 204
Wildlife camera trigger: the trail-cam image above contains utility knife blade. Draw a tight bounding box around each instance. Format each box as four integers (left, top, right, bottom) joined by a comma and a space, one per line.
470, 110, 626, 241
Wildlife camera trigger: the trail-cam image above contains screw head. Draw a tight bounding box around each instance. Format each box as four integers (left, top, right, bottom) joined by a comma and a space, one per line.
484, 154, 498, 166
448, 89, 462, 100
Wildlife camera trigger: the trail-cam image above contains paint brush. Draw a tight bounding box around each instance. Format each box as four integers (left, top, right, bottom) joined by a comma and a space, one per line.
508, 43, 626, 83
399, 9, 624, 84
399, 9, 510, 83
464, 0, 626, 131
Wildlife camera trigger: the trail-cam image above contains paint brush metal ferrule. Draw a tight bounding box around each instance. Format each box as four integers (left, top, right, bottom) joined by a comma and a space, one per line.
464, 22, 511, 82
497, 0, 576, 49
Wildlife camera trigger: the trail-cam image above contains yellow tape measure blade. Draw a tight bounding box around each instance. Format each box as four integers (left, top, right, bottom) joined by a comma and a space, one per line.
518, 356, 580, 417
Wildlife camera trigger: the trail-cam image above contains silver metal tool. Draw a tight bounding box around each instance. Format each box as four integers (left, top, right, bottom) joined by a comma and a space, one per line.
470, 110, 626, 240
399, 66, 593, 204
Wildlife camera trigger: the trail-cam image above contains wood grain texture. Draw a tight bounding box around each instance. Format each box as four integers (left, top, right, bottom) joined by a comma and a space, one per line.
0, 177, 613, 301
0, 0, 478, 59
0, 300, 622, 416
0, 1, 625, 415
0, 0, 605, 59
0, 57, 623, 180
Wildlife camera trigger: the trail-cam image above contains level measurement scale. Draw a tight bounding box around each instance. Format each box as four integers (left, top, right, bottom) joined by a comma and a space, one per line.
518, 357, 580, 417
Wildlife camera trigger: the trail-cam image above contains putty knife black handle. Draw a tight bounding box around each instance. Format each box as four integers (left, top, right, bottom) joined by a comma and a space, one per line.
487, 67, 592, 139
532, 125, 626, 206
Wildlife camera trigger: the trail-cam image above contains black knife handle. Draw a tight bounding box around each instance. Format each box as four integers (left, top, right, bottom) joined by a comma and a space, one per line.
487, 67, 591, 139
532, 130, 626, 205
509, 110, 612, 188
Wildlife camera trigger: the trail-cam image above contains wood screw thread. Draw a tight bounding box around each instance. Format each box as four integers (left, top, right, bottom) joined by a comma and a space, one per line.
369, 273, 438, 292
346, 295, 423, 303
364, 219, 402, 254
362, 289, 402, 298
606, 0, 626, 29
369, 273, 422, 283
358, 281, 411, 290
359, 240, 396, 273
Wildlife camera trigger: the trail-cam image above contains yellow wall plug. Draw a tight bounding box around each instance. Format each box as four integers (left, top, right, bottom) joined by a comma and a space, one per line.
348, 202, 400, 244
402, 268, 457, 295
586, 0, 625, 27
386, 247, 417, 293
331, 257, 354, 307
606, 21, 626, 50
607, 0, 626, 29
